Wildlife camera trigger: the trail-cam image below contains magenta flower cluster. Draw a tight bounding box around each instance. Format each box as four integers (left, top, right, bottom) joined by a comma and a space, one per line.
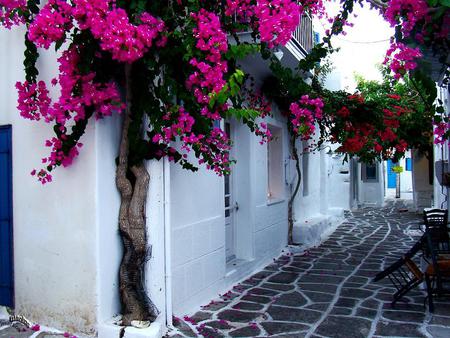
384, 0, 428, 37
383, 42, 422, 80
254, 0, 301, 48
26, 0, 166, 63
28, 0, 73, 49
17, 47, 123, 183
434, 121, 449, 146
225, 0, 254, 18
187, 9, 228, 105
0, 0, 25, 28
72, 0, 166, 62
289, 95, 324, 140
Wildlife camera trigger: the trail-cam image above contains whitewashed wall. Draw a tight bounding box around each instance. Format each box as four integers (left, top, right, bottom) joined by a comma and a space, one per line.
357, 162, 385, 206
412, 150, 433, 210
169, 156, 225, 315
170, 111, 289, 316
0, 27, 99, 334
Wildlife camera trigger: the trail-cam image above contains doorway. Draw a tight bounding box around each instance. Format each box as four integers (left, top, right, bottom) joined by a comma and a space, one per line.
0, 125, 13, 307
224, 122, 236, 262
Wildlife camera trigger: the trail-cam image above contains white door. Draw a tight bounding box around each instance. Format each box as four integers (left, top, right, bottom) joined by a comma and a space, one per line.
224, 122, 236, 262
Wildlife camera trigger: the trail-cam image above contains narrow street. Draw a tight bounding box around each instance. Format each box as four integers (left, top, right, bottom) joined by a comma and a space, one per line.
170, 201, 450, 338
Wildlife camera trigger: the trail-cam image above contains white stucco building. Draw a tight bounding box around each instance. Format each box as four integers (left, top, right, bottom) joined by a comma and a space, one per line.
0, 16, 349, 338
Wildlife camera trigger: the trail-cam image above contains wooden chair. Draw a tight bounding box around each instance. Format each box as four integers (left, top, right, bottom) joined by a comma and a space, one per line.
424, 226, 450, 312
373, 236, 425, 306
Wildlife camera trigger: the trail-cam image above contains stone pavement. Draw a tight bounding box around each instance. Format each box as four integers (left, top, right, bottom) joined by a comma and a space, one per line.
168, 201, 450, 338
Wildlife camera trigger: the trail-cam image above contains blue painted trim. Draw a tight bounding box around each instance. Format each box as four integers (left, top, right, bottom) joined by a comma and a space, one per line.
0, 125, 13, 307
387, 160, 396, 189
405, 158, 412, 171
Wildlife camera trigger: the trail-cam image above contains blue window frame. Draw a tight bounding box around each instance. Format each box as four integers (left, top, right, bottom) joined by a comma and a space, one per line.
405, 158, 412, 171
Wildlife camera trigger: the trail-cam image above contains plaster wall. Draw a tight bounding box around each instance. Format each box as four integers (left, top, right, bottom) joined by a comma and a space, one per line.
0, 27, 98, 334
412, 150, 433, 210
327, 153, 351, 210
357, 162, 385, 207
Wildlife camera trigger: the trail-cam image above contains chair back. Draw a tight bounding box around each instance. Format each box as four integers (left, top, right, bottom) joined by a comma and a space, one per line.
424, 209, 449, 246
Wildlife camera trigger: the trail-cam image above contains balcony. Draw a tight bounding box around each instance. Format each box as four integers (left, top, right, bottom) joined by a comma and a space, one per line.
285, 12, 314, 61
230, 10, 314, 58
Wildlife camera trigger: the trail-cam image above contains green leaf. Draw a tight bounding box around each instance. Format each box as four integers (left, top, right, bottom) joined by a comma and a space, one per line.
439, 0, 450, 6
227, 108, 260, 120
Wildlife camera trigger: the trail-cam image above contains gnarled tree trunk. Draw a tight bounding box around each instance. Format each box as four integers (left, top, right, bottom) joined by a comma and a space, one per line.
288, 133, 302, 245
116, 64, 158, 326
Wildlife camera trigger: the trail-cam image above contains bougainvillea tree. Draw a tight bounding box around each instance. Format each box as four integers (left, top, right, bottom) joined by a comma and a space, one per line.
0, 0, 448, 324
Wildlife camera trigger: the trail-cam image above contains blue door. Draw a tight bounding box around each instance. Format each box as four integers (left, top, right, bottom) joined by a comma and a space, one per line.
387, 160, 396, 189
0, 125, 13, 307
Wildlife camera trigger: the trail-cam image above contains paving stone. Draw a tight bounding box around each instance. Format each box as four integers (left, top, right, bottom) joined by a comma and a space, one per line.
268, 272, 299, 284
329, 307, 353, 315
375, 321, 426, 337
299, 274, 344, 284
196, 325, 224, 338
315, 316, 371, 338
427, 325, 450, 338
298, 283, 337, 293
360, 299, 380, 309
305, 303, 330, 311
217, 309, 261, 322
232, 302, 264, 311
303, 291, 335, 303
340, 288, 374, 299
382, 310, 425, 323
229, 326, 260, 337
191, 311, 212, 323
335, 297, 358, 307
289, 262, 312, 269
355, 307, 378, 319
434, 305, 450, 317
273, 291, 307, 307
261, 321, 309, 335
202, 320, 235, 330
260, 283, 295, 291
241, 294, 272, 304
430, 316, 450, 326
382, 302, 424, 312
248, 287, 279, 296
173, 318, 197, 337
268, 306, 322, 323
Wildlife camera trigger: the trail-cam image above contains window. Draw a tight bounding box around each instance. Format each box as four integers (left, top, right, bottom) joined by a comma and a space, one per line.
361, 163, 378, 182
267, 125, 283, 201
405, 158, 412, 171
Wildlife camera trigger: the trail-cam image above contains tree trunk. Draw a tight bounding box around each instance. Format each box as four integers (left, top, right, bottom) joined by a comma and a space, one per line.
116, 64, 158, 326
288, 134, 302, 245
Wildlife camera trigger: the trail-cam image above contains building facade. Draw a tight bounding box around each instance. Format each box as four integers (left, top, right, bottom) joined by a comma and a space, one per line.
0, 16, 349, 338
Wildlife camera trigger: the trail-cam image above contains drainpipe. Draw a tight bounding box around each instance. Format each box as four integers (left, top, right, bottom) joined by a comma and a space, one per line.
163, 157, 173, 328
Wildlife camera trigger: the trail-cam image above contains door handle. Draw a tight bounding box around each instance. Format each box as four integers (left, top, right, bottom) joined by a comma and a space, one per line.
235, 202, 239, 211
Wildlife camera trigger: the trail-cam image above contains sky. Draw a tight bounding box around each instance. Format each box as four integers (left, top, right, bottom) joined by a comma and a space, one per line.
316, 2, 394, 92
